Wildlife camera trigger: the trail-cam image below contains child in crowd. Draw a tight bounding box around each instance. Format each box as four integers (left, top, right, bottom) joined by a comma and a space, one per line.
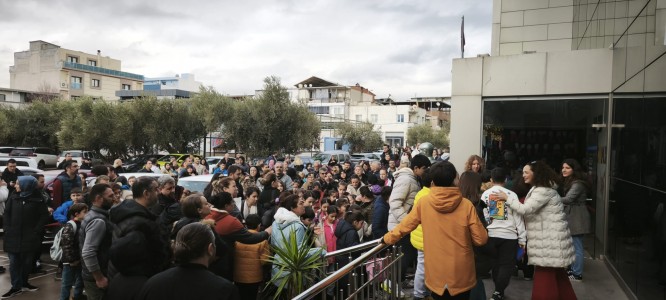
233, 214, 270, 300
59, 203, 88, 300
317, 205, 339, 266
53, 188, 83, 224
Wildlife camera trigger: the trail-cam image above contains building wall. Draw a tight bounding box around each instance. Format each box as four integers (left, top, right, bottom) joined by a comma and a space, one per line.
493, 0, 576, 55
10, 41, 143, 100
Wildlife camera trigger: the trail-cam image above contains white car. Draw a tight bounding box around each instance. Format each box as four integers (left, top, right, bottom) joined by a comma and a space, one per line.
205, 156, 225, 173
9, 147, 58, 169
0, 157, 39, 169
177, 174, 214, 193
58, 150, 104, 167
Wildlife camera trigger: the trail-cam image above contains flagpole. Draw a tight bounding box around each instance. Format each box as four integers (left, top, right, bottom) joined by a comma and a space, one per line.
461, 15, 465, 58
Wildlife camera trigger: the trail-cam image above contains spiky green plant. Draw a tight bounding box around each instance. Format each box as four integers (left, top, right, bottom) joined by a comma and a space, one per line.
266, 227, 325, 299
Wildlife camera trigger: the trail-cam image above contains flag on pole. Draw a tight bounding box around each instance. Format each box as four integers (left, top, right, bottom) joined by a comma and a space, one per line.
461, 15, 465, 58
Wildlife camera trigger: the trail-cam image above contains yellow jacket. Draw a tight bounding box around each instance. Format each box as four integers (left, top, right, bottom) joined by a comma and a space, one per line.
234, 229, 271, 284
410, 187, 430, 250
384, 187, 488, 297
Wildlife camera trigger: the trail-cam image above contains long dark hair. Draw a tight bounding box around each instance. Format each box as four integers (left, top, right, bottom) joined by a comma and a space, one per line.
526, 160, 558, 188
561, 158, 589, 193
459, 171, 482, 204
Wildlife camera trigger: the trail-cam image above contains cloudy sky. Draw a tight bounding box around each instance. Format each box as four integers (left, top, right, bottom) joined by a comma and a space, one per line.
0, 0, 492, 100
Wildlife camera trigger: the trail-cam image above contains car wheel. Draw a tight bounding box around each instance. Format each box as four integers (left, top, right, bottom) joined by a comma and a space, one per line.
38, 160, 45, 170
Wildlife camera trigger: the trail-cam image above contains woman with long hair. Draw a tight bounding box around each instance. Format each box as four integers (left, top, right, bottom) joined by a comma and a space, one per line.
459, 171, 492, 300
560, 159, 591, 281
464, 155, 486, 174
497, 161, 576, 300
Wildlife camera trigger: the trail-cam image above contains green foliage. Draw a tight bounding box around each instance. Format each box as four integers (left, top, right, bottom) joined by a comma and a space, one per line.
407, 122, 450, 149
224, 77, 320, 157
0, 75, 321, 160
335, 121, 383, 153
266, 227, 325, 299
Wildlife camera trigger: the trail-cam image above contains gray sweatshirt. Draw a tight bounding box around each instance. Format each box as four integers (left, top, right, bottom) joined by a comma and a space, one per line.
79, 206, 112, 281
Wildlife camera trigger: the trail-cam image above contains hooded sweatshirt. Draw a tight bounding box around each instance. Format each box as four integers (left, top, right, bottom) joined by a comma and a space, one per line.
384, 186, 488, 297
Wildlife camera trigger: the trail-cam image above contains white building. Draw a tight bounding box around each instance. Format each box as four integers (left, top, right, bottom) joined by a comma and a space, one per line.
292, 76, 429, 151
116, 73, 202, 100
451, 0, 666, 298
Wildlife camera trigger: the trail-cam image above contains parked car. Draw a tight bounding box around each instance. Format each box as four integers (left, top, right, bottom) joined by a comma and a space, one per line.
57, 150, 104, 167
310, 150, 351, 165
177, 174, 214, 193
0, 166, 42, 177
350, 153, 381, 165
0, 147, 14, 157
205, 156, 225, 173
9, 147, 58, 169
0, 157, 39, 169
157, 153, 204, 168
122, 154, 165, 172
118, 172, 165, 180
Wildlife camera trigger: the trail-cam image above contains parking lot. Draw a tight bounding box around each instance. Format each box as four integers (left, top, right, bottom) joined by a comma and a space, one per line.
0, 241, 60, 299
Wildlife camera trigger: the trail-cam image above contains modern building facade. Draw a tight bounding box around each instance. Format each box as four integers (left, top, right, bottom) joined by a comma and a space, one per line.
0, 87, 57, 108
116, 73, 202, 100
9, 40, 144, 100
451, 0, 666, 298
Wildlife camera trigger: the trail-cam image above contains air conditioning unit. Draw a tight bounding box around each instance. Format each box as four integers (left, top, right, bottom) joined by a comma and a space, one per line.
61, 82, 67, 88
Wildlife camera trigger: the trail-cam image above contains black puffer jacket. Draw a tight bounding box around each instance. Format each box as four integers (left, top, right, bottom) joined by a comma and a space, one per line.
159, 202, 182, 240
150, 193, 177, 217
108, 200, 168, 278
3, 193, 49, 253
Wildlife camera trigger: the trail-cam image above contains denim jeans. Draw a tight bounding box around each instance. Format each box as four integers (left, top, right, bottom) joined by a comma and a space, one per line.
413, 250, 430, 298
60, 264, 84, 300
469, 279, 486, 300
7, 251, 35, 290
571, 235, 585, 276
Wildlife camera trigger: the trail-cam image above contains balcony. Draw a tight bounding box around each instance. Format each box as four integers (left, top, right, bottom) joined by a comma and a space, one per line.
70, 82, 81, 90
63, 62, 144, 81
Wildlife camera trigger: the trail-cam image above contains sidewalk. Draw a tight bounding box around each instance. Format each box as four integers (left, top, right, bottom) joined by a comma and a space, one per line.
482, 258, 630, 300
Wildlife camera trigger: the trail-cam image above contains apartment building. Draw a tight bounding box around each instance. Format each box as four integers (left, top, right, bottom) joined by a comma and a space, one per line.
9, 40, 144, 100
451, 0, 666, 298
116, 73, 202, 100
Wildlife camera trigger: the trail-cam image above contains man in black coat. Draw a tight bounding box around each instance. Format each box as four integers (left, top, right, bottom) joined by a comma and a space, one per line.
2, 176, 49, 298
106, 177, 168, 300
1, 159, 24, 194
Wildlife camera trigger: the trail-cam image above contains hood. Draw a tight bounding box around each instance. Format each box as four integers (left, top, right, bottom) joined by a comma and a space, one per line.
393, 167, 415, 180
18, 175, 37, 198
426, 187, 464, 214
334, 219, 356, 238
273, 207, 301, 228
110, 199, 155, 224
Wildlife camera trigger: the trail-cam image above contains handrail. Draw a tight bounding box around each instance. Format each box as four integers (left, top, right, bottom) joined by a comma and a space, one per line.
323, 238, 381, 259
294, 241, 387, 300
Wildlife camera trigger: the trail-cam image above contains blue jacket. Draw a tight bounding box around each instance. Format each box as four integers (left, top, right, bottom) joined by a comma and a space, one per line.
53, 199, 73, 224
372, 196, 389, 239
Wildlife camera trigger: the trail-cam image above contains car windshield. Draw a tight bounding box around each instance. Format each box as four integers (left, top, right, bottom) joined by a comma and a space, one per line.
10, 149, 33, 156
178, 180, 209, 193
311, 153, 330, 162
206, 158, 220, 164
158, 155, 176, 162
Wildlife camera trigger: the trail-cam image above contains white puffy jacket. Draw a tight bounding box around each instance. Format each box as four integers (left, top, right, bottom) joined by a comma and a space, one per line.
387, 168, 420, 230
506, 186, 574, 268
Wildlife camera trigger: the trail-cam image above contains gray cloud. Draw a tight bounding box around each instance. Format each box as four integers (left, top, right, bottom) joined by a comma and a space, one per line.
0, 0, 492, 100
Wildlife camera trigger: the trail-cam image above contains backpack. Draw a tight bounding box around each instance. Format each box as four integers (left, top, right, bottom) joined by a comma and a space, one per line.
50, 220, 77, 261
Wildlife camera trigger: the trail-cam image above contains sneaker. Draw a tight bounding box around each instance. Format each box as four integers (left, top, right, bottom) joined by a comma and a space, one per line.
21, 284, 38, 292
568, 274, 583, 281
490, 291, 505, 300
1, 288, 23, 299
523, 276, 533, 281
401, 279, 414, 289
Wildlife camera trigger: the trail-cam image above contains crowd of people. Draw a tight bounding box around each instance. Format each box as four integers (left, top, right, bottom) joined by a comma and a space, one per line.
0, 144, 591, 300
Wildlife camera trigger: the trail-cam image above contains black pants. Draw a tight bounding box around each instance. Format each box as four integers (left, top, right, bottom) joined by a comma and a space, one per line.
489, 237, 518, 294
398, 234, 416, 281
236, 282, 261, 300
431, 289, 471, 300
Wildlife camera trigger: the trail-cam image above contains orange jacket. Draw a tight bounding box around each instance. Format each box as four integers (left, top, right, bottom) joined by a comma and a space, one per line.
233, 229, 270, 284
383, 187, 488, 297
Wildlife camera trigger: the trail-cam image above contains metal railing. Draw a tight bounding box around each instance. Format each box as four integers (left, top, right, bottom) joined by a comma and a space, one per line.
63, 61, 144, 81
293, 238, 404, 300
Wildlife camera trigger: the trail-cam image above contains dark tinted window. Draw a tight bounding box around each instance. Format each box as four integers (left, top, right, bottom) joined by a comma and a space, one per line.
10, 149, 33, 156
0, 148, 13, 154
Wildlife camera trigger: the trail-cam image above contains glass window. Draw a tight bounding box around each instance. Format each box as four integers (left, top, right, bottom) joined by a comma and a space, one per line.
356, 114, 362, 121
91, 79, 100, 87
397, 114, 405, 123
370, 114, 378, 124
71, 76, 82, 90
88, 60, 97, 67
67, 56, 79, 63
